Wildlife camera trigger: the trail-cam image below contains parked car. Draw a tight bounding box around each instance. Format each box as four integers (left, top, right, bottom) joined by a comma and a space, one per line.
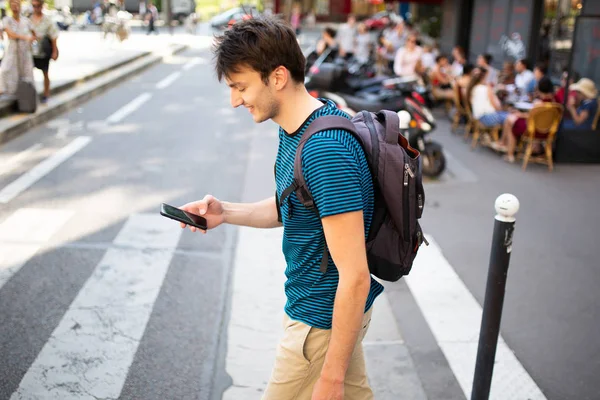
210, 6, 258, 30
364, 11, 402, 31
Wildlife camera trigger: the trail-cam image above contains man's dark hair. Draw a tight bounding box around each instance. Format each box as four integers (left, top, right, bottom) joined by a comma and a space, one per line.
537, 76, 553, 94
324, 27, 337, 38
535, 62, 548, 75
462, 63, 475, 75
214, 17, 305, 85
435, 54, 447, 63
517, 59, 530, 70
482, 53, 493, 65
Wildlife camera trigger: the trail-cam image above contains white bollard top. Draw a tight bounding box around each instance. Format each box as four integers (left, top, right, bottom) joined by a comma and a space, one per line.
398, 110, 412, 130
495, 193, 520, 222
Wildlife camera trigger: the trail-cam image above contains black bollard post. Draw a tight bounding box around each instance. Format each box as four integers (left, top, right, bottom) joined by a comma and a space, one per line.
471, 194, 519, 400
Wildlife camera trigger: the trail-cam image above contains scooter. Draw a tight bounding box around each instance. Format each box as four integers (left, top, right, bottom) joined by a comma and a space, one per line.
305, 55, 445, 177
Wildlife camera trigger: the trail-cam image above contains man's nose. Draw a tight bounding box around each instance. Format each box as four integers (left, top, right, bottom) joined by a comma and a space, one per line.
230, 91, 243, 108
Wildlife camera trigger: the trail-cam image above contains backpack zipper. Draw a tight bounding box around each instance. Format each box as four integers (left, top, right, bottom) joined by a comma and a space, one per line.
403, 163, 411, 240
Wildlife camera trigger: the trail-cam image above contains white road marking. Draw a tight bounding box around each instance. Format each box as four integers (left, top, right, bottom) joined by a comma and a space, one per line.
106, 93, 152, 124
0, 143, 42, 177
0, 137, 91, 204
405, 235, 547, 400
155, 71, 182, 90
182, 57, 206, 71
10, 214, 182, 400
0, 208, 73, 290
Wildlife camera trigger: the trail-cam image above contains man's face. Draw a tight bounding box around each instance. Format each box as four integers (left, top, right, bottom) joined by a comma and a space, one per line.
476, 55, 485, 67
226, 66, 280, 124
32, 1, 42, 13
515, 61, 525, 73
534, 67, 544, 81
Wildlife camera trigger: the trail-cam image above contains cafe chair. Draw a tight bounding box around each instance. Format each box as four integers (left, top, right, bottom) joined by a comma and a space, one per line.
519, 103, 564, 171
592, 97, 600, 130
464, 100, 500, 150
451, 84, 469, 133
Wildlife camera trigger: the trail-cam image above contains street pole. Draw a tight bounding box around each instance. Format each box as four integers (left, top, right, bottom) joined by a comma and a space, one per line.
163, 0, 173, 34
471, 194, 520, 400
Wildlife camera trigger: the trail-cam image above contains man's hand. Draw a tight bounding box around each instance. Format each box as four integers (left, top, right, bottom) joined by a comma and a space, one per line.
51, 49, 58, 60
312, 376, 344, 400
179, 195, 225, 233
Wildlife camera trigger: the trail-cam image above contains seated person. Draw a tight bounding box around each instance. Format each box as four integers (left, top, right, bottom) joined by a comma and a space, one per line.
393, 34, 423, 77
561, 78, 598, 130
491, 77, 556, 163
429, 54, 454, 101
498, 61, 516, 85
514, 59, 534, 95
455, 63, 474, 102
468, 67, 508, 128
555, 69, 580, 105
525, 63, 548, 98
451, 46, 466, 77
316, 27, 338, 56
477, 53, 498, 86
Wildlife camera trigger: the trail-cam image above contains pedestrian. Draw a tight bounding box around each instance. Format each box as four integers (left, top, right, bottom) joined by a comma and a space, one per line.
179, 17, 382, 400
336, 14, 356, 59
145, 0, 158, 35
393, 33, 422, 77
30, 0, 59, 104
0, 0, 35, 97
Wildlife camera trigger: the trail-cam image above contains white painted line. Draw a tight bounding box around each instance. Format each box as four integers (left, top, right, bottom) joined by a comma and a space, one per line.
0, 208, 73, 290
223, 227, 286, 400
155, 71, 182, 90
0, 143, 43, 177
405, 235, 547, 400
106, 92, 152, 124
0, 137, 91, 204
182, 57, 206, 71
10, 214, 182, 400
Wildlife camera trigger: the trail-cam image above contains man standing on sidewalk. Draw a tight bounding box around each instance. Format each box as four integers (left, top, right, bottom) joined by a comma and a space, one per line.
145, 0, 158, 35
179, 17, 382, 400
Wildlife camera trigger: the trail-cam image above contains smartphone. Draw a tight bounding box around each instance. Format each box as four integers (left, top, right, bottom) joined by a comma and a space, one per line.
160, 203, 208, 230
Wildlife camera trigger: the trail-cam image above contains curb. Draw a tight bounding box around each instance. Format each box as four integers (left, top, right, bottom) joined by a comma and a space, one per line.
0, 44, 187, 146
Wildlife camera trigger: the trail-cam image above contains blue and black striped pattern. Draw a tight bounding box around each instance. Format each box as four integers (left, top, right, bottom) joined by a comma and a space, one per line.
275, 100, 384, 329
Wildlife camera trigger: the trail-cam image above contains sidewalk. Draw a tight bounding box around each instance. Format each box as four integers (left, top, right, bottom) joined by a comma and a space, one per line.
0, 30, 213, 145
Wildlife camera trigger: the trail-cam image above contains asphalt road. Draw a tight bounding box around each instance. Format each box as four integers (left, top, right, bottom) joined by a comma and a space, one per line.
0, 32, 599, 399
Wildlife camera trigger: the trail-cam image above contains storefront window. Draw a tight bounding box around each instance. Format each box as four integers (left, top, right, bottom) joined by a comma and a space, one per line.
541, 0, 583, 78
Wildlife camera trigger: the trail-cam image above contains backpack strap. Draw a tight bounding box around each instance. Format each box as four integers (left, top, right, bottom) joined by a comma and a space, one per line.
279, 115, 358, 274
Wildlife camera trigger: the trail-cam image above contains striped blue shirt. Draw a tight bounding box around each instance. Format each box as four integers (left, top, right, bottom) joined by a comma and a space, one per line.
275, 100, 384, 329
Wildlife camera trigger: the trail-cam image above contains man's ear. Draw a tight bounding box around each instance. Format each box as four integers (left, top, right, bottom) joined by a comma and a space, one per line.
271, 66, 289, 91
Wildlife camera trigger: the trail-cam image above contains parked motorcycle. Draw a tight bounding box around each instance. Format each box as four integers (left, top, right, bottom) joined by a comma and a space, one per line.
304, 53, 445, 177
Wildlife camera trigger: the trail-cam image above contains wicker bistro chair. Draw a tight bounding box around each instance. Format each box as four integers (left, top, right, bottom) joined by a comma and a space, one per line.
463, 100, 501, 150
519, 103, 564, 171
451, 84, 469, 133
592, 97, 600, 130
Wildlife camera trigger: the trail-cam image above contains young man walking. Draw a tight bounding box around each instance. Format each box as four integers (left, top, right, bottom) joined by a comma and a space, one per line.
179, 17, 382, 399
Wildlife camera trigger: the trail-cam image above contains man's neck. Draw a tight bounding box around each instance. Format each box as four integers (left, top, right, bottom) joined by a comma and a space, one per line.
273, 87, 324, 134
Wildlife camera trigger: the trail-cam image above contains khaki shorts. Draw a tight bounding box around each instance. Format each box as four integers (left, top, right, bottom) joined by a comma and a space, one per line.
262, 308, 374, 400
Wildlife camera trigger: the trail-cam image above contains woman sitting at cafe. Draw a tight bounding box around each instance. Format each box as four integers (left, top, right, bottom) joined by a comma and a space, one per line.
468, 67, 508, 128
429, 54, 455, 101
491, 77, 556, 163
561, 78, 598, 130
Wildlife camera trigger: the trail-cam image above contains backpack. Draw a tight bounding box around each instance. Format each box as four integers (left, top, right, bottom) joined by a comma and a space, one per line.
277, 110, 428, 282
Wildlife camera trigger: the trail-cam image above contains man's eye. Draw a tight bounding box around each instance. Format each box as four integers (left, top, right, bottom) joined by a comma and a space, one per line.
239, 88, 246, 93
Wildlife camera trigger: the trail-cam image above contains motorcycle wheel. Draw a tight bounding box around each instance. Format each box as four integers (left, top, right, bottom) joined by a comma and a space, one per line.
421, 142, 446, 178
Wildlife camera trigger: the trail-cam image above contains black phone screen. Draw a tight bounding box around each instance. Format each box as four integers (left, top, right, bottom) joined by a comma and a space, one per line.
161, 203, 207, 229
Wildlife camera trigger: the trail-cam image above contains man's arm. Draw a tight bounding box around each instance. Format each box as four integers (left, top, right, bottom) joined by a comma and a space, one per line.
222, 196, 282, 229
319, 210, 371, 383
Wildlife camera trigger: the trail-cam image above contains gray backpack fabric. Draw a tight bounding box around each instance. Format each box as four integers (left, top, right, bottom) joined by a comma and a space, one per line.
278, 110, 427, 282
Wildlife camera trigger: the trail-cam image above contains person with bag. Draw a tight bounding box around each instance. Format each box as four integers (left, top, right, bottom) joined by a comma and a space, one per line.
0, 0, 35, 98
30, 0, 58, 104
176, 17, 425, 400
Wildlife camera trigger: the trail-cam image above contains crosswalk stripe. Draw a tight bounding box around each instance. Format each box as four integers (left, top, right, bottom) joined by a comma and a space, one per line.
0, 137, 91, 204
105, 93, 152, 124
0, 208, 73, 290
0, 143, 43, 178
10, 214, 182, 400
182, 57, 206, 71
155, 71, 182, 89
405, 235, 547, 400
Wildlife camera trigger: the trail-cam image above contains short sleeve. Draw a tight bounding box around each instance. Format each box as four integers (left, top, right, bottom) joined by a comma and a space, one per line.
302, 133, 364, 219
48, 18, 59, 39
